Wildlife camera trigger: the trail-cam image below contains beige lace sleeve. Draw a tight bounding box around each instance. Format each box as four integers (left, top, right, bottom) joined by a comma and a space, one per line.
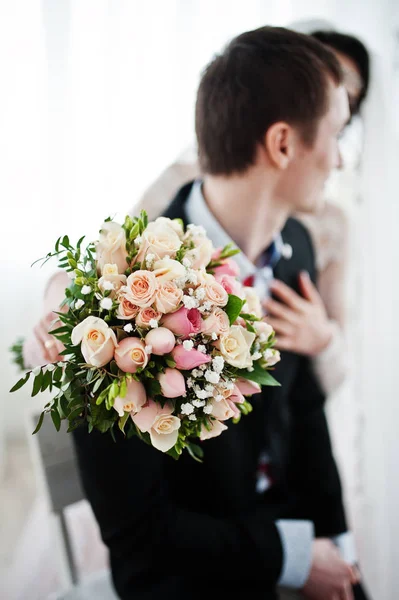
133, 147, 201, 220
296, 203, 350, 395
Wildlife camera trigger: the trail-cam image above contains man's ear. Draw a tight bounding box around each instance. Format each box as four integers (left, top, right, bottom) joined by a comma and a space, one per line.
264, 122, 296, 169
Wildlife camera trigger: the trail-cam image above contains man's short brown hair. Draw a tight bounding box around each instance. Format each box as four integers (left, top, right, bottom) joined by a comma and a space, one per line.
195, 26, 343, 175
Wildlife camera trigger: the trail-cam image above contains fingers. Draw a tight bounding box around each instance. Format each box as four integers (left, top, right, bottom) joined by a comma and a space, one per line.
349, 565, 361, 585
263, 297, 298, 324
298, 271, 320, 303
339, 581, 354, 600
269, 279, 307, 311
33, 315, 64, 363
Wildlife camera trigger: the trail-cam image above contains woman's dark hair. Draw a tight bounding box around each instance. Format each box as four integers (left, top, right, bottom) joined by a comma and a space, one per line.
195, 26, 343, 176
311, 30, 370, 113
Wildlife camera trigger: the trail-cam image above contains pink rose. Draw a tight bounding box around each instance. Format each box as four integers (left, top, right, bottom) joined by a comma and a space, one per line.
154, 282, 183, 314
171, 345, 212, 370
145, 327, 176, 356
132, 399, 181, 452
235, 379, 261, 396
214, 273, 242, 296
114, 337, 149, 373
113, 379, 147, 417
135, 307, 162, 329
157, 368, 186, 398
161, 307, 202, 338
200, 418, 228, 441
125, 270, 158, 308
116, 293, 140, 320
201, 307, 230, 336
212, 256, 240, 278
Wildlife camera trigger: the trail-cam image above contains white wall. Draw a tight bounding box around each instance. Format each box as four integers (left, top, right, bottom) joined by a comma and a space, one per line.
1, 0, 398, 596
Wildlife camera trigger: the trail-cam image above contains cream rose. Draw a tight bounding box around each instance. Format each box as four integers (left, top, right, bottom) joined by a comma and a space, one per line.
200, 419, 228, 441
152, 257, 186, 283
136, 220, 182, 263
253, 320, 274, 340
154, 282, 183, 314
125, 270, 158, 308
96, 221, 128, 275
209, 398, 236, 421
98, 263, 127, 298
242, 286, 263, 319
114, 337, 149, 373
132, 399, 181, 452
218, 325, 256, 369
185, 237, 214, 269
201, 307, 230, 336
71, 316, 117, 367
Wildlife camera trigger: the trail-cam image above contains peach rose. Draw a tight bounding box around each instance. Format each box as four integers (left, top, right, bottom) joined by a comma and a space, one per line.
116, 293, 140, 320
125, 270, 158, 308
203, 280, 229, 307
218, 325, 256, 369
114, 337, 149, 373
209, 398, 236, 421
154, 282, 183, 314
132, 399, 181, 452
113, 379, 147, 417
71, 316, 117, 367
201, 307, 230, 336
96, 221, 128, 275
200, 418, 228, 441
135, 307, 162, 329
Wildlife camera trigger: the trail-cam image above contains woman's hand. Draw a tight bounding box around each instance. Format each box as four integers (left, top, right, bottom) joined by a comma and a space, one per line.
263, 271, 334, 356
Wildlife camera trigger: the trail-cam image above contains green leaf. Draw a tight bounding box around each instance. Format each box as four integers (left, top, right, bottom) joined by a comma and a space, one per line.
41, 369, 53, 392
146, 379, 161, 397
32, 411, 45, 434
118, 411, 130, 434
9, 371, 30, 393
61, 235, 70, 249
165, 358, 176, 368
96, 386, 110, 405
51, 407, 61, 431
224, 294, 245, 326
32, 371, 44, 397
119, 378, 127, 398
68, 406, 85, 421
92, 374, 105, 394
59, 396, 69, 417
186, 442, 204, 463
237, 362, 281, 387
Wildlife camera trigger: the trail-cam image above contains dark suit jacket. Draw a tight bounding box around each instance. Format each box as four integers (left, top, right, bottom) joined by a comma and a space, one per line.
72, 182, 348, 600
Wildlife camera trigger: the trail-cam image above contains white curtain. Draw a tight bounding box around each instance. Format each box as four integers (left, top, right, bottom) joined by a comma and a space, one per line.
1, 1, 398, 597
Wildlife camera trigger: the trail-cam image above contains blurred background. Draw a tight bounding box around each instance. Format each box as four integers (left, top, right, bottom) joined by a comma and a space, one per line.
0, 0, 398, 598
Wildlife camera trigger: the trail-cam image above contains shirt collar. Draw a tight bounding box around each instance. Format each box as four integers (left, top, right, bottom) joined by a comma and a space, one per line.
185, 179, 283, 281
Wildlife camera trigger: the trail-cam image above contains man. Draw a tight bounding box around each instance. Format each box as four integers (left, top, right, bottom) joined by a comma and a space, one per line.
69, 26, 371, 600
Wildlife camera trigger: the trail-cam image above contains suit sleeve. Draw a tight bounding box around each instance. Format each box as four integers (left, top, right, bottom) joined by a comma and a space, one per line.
71, 425, 283, 591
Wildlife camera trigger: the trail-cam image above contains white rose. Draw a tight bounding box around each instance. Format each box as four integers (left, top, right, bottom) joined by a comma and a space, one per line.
154, 216, 184, 239
218, 325, 256, 369
71, 316, 117, 367
136, 220, 182, 263
254, 320, 274, 340
200, 419, 228, 441
152, 257, 186, 283
242, 286, 263, 319
98, 263, 127, 298
96, 222, 128, 275
185, 237, 214, 269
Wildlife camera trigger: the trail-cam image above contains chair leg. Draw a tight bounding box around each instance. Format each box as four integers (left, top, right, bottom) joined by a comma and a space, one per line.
52, 510, 79, 590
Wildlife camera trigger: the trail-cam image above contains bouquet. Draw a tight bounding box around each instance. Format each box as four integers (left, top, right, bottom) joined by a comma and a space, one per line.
10, 211, 280, 461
